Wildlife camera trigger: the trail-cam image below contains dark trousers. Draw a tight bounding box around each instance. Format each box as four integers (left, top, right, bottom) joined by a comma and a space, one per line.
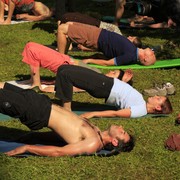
55, 65, 113, 102
55, 0, 76, 21
0, 83, 51, 130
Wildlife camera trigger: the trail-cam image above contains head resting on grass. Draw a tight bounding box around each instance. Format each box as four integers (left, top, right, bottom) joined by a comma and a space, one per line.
138, 48, 156, 66
147, 96, 173, 114
104, 125, 135, 154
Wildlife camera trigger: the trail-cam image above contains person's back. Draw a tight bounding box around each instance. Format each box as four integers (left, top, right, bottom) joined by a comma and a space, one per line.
98, 29, 137, 65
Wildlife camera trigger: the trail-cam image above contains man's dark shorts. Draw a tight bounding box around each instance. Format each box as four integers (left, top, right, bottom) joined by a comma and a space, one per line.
67, 22, 101, 49
0, 83, 52, 130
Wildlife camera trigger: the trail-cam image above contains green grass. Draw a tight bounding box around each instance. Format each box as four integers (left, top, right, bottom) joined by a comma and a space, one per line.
0, 1, 180, 179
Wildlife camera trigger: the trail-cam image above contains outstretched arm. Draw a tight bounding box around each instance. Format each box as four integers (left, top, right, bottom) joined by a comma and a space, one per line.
82, 58, 115, 66
16, 13, 50, 21
130, 21, 169, 29
5, 138, 100, 157
80, 109, 131, 119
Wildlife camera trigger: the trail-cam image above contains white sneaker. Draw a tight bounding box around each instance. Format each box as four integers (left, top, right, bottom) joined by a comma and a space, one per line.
163, 82, 175, 95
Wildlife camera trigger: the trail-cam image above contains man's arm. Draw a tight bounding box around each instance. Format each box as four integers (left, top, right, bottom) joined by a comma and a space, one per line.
15, 13, 50, 21
5, 138, 100, 157
80, 109, 131, 119
82, 58, 115, 66
130, 21, 168, 28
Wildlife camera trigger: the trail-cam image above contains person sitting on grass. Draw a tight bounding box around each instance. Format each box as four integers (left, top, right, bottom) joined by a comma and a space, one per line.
0, 0, 53, 24
20, 42, 133, 92
55, 65, 172, 119
0, 82, 134, 157
57, 22, 156, 66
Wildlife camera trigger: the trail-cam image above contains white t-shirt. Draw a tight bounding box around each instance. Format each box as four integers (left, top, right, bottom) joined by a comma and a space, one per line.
106, 78, 147, 118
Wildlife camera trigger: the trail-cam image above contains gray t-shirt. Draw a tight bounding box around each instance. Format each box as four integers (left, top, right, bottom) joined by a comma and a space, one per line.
106, 78, 147, 118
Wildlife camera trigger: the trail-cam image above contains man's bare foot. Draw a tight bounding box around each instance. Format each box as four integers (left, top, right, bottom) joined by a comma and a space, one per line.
122, 69, 133, 83
2, 19, 11, 24
77, 44, 94, 51
0, 19, 4, 24
41, 85, 55, 93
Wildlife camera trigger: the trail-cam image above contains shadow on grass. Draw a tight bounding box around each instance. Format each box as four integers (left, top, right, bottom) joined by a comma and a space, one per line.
14, 74, 55, 81
0, 126, 66, 146
32, 22, 56, 34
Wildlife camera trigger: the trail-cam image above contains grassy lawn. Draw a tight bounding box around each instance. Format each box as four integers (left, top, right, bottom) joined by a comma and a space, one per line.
0, 1, 180, 179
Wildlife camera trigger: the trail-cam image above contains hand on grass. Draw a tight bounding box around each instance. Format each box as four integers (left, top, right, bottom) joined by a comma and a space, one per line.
80, 112, 96, 119
82, 59, 91, 64
5, 145, 28, 156
16, 14, 28, 20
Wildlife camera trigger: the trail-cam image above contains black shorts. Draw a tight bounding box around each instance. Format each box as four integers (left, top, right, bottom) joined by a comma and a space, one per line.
0, 83, 52, 130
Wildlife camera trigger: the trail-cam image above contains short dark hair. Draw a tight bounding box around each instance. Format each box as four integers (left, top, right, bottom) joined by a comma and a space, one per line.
117, 70, 133, 86
133, 37, 142, 48
155, 97, 173, 114
104, 134, 135, 154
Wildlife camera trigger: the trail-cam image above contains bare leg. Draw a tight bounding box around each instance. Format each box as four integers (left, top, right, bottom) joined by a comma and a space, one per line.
0, 82, 5, 89
0, 1, 5, 23
77, 44, 94, 52
63, 102, 72, 111
41, 85, 55, 93
122, 69, 133, 83
30, 65, 42, 89
73, 86, 85, 93
3, 0, 15, 24
57, 23, 69, 53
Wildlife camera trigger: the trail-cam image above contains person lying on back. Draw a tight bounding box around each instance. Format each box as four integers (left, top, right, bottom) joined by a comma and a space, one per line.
57, 22, 156, 66
0, 82, 134, 156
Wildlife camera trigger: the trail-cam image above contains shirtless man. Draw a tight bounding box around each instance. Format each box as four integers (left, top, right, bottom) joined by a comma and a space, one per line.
0, 82, 134, 156
0, 0, 52, 24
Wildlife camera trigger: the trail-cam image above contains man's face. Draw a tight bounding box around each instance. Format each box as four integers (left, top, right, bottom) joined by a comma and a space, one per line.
105, 70, 120, 78
147, 96, 167, 108
109, 125, 130, 143
141, 48, 156, 66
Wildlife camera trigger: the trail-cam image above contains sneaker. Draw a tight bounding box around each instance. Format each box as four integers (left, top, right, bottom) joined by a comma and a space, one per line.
143, 85, 167, 96
163, 82, 175, 95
